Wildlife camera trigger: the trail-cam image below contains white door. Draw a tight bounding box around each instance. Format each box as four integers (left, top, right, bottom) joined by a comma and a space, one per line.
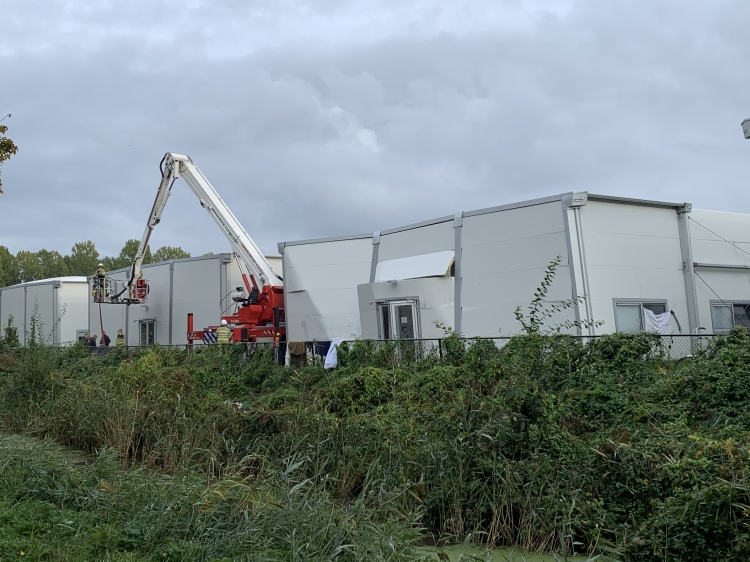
377, 300, 418, 340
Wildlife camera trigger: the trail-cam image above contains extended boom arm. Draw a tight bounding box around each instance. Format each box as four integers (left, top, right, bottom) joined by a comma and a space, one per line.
126, 153, 282, 301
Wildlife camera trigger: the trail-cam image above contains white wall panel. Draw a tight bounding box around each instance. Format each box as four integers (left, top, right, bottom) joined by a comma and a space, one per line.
583, 202, 680, 238
1, 280, 89, 346
462, 202, 564, 246
584, 232, 682, 269
287, 291, 361, 340
24, 284, 54, 344
688, 210, 750, 331
58, 282, 90, 344
173, 258, 223, 345
462, 303, 577, 337
283, 238, 372, 269
690, 209, 750, 245
284, 238, 372, 341
460, 201, 571, 336
580, 201, 685, 334
378, 221, 454, 261
691, 240, 750, 267
0, 287, 25, 343
461, 233, 569, 276
461, 268, 572, 307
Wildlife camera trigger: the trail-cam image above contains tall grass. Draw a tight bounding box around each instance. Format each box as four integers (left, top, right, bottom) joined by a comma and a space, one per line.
2, 330, 750, 560
0, 434, 424, 561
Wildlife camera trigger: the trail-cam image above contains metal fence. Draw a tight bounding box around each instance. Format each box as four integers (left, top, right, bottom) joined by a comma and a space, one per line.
282, 333, 718, 366
88, 334, 719, 364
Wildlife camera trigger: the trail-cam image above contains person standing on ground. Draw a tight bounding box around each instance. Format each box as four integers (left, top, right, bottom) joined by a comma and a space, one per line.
100, 332, 111, 347
216, 319, 231, 344
88, 334, 98, 347
116, 328, 125, 347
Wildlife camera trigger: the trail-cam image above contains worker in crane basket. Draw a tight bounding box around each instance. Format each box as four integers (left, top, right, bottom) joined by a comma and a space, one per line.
216, 319, 231, 344
94, 263, 106, 299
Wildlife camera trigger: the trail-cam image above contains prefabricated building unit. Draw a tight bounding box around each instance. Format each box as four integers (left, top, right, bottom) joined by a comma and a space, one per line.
0, 277, 90, 345
279, 191, 750, 341
89, 253, 283, 347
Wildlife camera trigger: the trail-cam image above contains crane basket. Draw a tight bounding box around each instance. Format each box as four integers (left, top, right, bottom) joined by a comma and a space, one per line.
92, 277, 149, 305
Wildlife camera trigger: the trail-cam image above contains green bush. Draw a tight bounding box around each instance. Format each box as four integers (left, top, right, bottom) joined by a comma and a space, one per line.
1, 330, 750, 560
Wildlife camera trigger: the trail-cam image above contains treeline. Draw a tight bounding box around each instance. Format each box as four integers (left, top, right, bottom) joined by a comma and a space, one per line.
0, 240, 190, 288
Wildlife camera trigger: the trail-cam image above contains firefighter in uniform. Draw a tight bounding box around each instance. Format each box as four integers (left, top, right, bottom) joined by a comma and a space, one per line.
116, 328, 125, 347
216, 319, 231, 344
94, 263, 106, 300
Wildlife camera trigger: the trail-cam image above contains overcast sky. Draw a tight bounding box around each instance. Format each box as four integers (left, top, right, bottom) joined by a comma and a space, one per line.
2, 0, 750, 258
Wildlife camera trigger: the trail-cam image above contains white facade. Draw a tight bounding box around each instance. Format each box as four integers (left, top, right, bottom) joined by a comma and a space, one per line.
280, 191, 750, 340
89, 253, 250, 346
0, 277, 89, 345
282, 236, 372, 341
689, 209, 750, 334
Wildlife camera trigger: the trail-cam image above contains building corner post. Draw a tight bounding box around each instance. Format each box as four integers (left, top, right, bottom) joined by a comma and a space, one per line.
453, 213, 463, 335
562, 192, 592, 335
369, 232, 381, 284
677, 203, 699, 335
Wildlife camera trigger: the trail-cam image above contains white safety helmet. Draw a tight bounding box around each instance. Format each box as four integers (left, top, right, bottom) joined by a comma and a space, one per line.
98, 263, 103, 267
220, 319, 228, 326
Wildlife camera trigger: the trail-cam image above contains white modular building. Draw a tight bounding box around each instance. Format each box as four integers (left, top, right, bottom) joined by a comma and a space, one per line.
89, 253, 283, 347
0, 277, 90, 345
278, 192, 750, 341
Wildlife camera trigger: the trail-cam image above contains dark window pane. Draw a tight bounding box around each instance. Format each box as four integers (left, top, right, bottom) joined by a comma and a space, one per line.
734, 304, 750, 329
395, 305, 415, 339
643, 303, 667, 315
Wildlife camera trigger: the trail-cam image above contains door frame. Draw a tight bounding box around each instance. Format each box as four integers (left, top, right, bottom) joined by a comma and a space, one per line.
374, 296, 421, 340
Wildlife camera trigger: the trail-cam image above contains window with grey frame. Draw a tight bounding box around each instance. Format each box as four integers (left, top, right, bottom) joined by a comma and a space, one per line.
711, 302, 750, 333
613, 301, 668, 333
139, 319, 156, 346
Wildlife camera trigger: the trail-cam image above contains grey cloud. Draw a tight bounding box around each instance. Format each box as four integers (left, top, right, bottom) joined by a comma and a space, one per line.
2, 0, 750, 260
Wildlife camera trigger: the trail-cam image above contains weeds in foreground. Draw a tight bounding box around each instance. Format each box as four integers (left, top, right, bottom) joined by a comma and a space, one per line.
1, 330, 750, 560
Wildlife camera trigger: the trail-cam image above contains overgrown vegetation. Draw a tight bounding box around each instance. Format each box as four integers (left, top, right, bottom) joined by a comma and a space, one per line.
1, 328, 750, 560
514, 255, 603, 335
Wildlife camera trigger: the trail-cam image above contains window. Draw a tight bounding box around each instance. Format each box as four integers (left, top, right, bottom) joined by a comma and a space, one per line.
614, 301, 668, 333
139, 320, 156, 346
378, 304, 391, 339
711, 303, 750, 333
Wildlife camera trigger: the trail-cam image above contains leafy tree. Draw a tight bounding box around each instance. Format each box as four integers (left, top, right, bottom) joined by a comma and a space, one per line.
15, 251, 43, 283
0, 245, 16, 287
37, 249, 69, 279
153, 246, 190, 263
0, 114, 18, 194
65, 241, 100, 276
103, 239, 152, 271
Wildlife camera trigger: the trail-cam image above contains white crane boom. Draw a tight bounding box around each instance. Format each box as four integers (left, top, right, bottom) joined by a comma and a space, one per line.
126, 152, 281, 301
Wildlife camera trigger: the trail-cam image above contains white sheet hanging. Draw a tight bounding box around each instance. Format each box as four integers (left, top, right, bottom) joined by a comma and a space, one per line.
643, 309, 672, 335
324, 339, 344, 370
